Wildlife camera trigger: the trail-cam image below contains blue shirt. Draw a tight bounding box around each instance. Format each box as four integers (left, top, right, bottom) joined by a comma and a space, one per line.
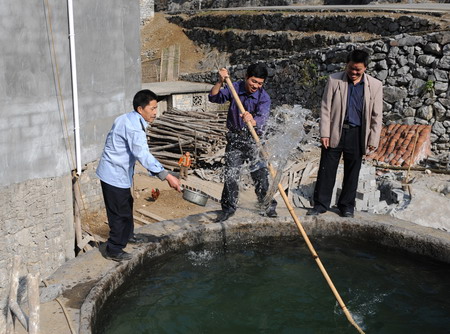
96, 111, 168, 189
345, 77, 365, 127
208, 81, 271, 136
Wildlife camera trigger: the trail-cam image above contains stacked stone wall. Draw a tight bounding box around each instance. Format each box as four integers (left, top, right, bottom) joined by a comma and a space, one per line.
184, 28, 354, 60
154, 0, 412, 11
79, 160, 104, 217
172, 13, 441, 36
0, 175, 74, 322
182, 31, 450, 154
155, 0, 316, 12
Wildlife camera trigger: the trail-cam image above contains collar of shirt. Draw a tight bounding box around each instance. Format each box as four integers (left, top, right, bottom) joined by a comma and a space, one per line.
347, 74, 365, 86
237, 81, 259, 101
131, 110, 148, 132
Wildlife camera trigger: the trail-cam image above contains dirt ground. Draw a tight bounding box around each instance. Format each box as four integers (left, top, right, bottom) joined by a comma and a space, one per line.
85, 168, 213, 241
85, 15, 215, 239
140, 13, 207, 82
85, 9, 450, 242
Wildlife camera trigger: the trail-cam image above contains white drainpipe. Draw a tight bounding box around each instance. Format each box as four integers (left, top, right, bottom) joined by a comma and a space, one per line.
68, 0, 82, 175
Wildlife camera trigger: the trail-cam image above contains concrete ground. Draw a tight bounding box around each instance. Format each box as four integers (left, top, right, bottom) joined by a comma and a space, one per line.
14, 173, 450, 334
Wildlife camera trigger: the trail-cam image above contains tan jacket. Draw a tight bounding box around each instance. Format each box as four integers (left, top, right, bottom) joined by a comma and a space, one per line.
320, 71, 383, 152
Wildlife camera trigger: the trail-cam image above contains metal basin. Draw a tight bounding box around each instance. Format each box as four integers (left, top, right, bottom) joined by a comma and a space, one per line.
182, 188, 208, 206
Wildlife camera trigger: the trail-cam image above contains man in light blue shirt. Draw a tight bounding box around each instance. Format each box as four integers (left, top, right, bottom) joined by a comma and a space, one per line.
97, 89, 180, 261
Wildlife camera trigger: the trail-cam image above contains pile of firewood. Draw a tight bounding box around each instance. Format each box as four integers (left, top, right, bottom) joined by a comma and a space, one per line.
147, 108, 228, 170
267, 159, 318, 208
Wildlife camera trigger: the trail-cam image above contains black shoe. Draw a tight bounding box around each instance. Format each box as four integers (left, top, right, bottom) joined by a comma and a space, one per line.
215, 211, 234, 223
106, 251, 132, 262
128, 235, 145, 244
306, 208, 326, 216
262, 207, 278, 218
341, 211, 354, 218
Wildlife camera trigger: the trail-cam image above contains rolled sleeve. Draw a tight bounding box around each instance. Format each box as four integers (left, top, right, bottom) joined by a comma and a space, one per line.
208, 86, 232, 104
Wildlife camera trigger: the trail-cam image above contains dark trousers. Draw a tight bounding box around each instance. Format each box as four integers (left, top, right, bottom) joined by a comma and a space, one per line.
313, 126, 363, 213
221, 132, 277, 213
101, 181, 134, 255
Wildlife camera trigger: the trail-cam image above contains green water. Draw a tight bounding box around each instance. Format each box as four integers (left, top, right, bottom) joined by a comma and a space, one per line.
96, 238, 450, 334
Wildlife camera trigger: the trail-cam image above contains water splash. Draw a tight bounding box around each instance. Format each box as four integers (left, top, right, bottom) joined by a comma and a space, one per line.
333, 288, 392, 331
186, 250, 216, 267
262, 105, 311, 206
221, 104, 312, 210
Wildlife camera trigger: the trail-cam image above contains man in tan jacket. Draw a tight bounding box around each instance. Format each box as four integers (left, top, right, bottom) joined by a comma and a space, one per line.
307, 49, 383, 218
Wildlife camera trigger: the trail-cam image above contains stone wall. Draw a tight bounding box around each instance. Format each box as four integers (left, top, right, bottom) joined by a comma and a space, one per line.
172, 12, 441, 36
0, 175, 74, 328
170, 11, 445, 64
0, 0, 141, 330
182, 31, 450, 154
154, 0, 411, 11
155, 0, 320, 12
79, 161, 104, 216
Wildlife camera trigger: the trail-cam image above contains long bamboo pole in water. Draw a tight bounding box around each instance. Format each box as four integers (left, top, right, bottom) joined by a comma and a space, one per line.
224, 77, 365, 334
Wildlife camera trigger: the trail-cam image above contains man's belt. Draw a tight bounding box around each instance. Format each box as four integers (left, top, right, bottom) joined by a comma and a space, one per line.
229, 128, 250, 135
342, 123, 360, 129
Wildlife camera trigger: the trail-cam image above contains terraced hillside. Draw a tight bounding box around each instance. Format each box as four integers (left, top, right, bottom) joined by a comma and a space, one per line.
172, 8, 450, 154
169, 9, 448, 64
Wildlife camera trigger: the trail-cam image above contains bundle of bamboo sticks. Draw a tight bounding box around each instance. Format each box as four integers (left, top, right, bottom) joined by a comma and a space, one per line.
147, 108, 228, 170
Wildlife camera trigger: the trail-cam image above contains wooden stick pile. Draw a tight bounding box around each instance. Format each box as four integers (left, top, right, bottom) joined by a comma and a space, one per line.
266, 159, 318, 208
147, 108, 228, 170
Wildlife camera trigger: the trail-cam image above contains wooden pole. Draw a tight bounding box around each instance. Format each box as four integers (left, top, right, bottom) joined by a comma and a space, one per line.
72, 172, 83, 252
225, 77, 365, 334
178, 135, 184, 155
7, 255, 29, 333
405, 131, 419, 183
194, 130, 198, 167
27, 273, 40, 334
376, 164, 450, 175
403, 131, 420, 197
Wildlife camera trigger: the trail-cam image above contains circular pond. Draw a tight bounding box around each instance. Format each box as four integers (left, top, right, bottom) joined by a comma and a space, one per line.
94, 236, 450, 334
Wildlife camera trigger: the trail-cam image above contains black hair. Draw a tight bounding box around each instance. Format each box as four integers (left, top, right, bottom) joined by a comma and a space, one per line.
133, 89, 158, 111
347, 50, 370, 67
246, 63, 268, 80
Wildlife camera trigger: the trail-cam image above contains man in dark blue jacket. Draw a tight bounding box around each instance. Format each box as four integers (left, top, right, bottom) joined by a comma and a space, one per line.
209, 64, 277, 223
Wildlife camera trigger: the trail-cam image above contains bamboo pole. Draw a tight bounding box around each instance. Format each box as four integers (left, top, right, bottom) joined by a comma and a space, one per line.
225, 77, 365, 334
